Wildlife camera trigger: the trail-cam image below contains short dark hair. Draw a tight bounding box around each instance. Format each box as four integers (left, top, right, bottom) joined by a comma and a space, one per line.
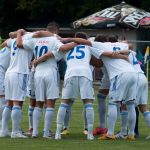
75, 32, 88, 39
94, 34, 107, 42
46, 21, 59, 33
108, 35, 118, 42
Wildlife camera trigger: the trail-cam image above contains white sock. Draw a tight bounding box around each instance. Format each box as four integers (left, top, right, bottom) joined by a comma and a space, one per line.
1, 106, 12, 132
44, 107, 54, 135
143, 111, 150, 127
11, 106, 22, 133
107, 103, 117, 136
0, 97, 6, 121
28, 106, 34, 129
64, 104, 71, 129
97, 93, 107, 128
56, 103, 68, 134
120, 111, 128, 135
126, 103, 136, 136
32, 107, 42, 135
84, 103, 94, 135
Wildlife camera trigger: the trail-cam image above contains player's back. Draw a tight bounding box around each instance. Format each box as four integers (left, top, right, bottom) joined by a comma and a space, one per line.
33, 36, 62, 72
0, 47, 10, 72
102, 42, 135, 79
7, 33, 33, 74
64, 44, 93, 81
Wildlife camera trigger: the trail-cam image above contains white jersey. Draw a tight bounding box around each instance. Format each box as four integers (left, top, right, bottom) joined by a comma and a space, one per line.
6, 33, 33, 74
128, 51, 144, 74
23, 36, 63, 72
0, 47, 10, 72
60, 45, 101, 81
91, 41, 135, 79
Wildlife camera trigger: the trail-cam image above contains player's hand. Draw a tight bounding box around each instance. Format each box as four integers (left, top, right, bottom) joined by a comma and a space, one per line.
32, 59, 38, 67
112, 51, 120, 56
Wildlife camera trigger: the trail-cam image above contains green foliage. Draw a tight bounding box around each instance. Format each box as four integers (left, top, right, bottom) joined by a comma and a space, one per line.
0, 0, 149, 37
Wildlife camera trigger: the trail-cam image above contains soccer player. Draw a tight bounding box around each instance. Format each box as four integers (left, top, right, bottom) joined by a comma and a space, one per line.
17, 29, 77, 138
0, 47, 10, 132
116, 44, 150, 140
67, 36, 137, 140
0, 29, 33, 138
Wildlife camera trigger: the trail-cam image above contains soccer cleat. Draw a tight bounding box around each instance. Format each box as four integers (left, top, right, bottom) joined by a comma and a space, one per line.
98, 134, 116, 140
93, 127, 108, 135
115, 132, 127, 139
146, 135, 150, 140
43, 130, 54, 139
25, 128, 33, 136
125, 135, 135, 141
11, 132, 27, 138
87, 134, 94, 140
0, 130, 11, 137
61, 128, 69, 135
55, 133, 61, 140
83, 129, 88, 135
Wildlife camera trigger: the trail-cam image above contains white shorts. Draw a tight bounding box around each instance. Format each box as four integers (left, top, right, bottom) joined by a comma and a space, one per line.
0, 71, 5, 95
62, 76, 94, 100
34, 68, 59, 101
99, 67, 110, 89
26, 71, 35, 99
109, 72, 137, 103
136, 73, 148, 105
5, 72, 28, 101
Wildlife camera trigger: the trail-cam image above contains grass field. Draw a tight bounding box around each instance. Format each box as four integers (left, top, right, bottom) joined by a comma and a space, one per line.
0, 85, 150, 150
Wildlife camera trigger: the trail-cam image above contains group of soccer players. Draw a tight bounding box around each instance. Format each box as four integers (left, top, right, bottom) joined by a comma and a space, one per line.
0, 22, 150, 140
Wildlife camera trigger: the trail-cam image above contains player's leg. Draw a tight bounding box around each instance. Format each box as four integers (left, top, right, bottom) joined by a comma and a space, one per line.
115, 103, 128, 139
0, 100, 13, 137
80, 77, 95, 140
83, 99, 94, 140
55, 77, 76, 140
43, 99, 56, 138
11, 100, 26, 138
32, 101, 43, 138
55, 99, 71, 139
27, 98, 36, 135
61, 100, 74, 135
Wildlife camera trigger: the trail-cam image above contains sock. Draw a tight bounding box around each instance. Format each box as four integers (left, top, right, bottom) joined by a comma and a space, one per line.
32, 107, 42, 135
1, 106, 12, 132
56, 103, 69, 134
134, 106, 139, 135
44, 107, 54, 136
64, 104, 72, 129
143, 111, 150, 127
28, 106, 34, 129
107, 103, 117, 136
84, 103, 94, 135
126, 103, 136, 136
0, 97, 6, 121
11, 106, 22, 133
83, 107, 87, 130
97, 93, 107, 128
120, 111, 128, 135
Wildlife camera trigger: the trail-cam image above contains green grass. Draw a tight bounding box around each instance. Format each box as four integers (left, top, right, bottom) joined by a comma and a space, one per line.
0, 86, 150, 150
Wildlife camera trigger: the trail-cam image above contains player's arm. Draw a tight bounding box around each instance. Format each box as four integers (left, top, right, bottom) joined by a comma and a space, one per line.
32, 51, 54, 66
32, 31, 54, 38
64, 38, 92, 46
1, 39, 8, 48
59, 42, 78, 52
112, 49, 130, 55
16, 29, 26, 48
102, 51, 129, 61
